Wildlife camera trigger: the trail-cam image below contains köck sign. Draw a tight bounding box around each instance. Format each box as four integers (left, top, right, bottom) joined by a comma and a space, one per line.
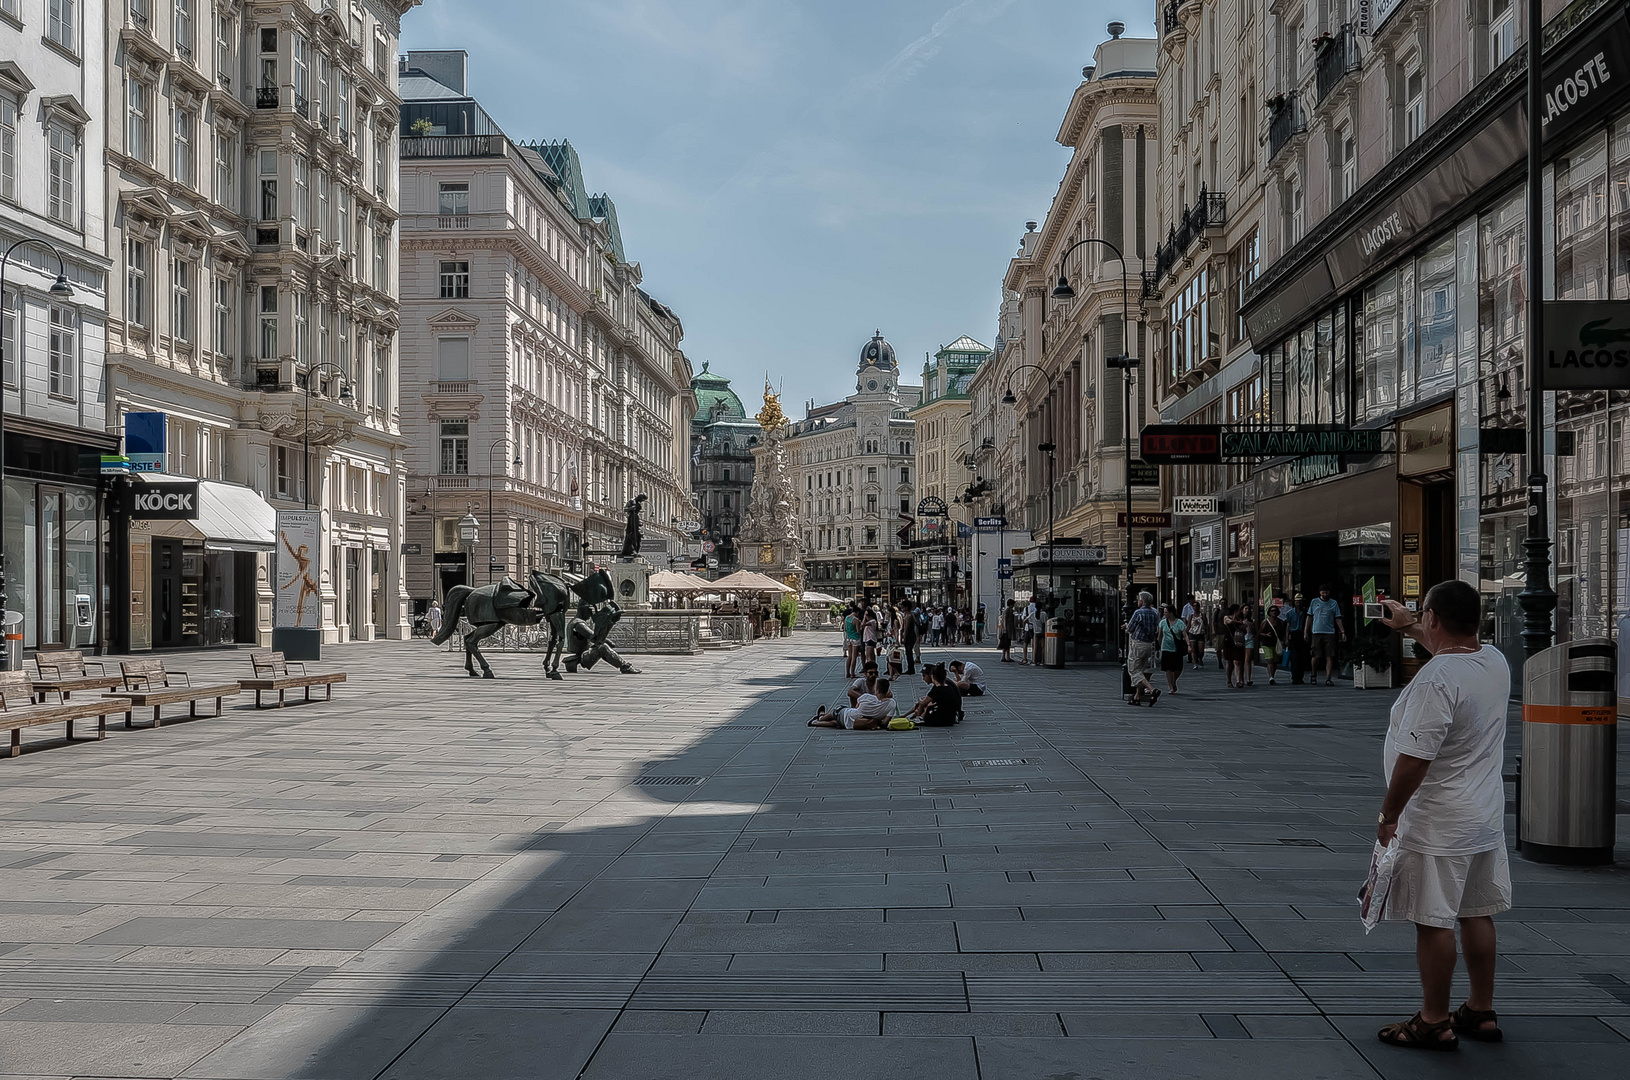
126, 482, 201, 520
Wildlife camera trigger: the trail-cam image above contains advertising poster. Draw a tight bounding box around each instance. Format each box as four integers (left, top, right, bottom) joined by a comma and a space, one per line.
275, 511, 322, 629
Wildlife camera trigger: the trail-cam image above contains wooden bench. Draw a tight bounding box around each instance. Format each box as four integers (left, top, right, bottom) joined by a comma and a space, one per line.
239, 650, 347, 709
105, 659, 241, 728
33, 650, 123, 701
0, 671, 119, 757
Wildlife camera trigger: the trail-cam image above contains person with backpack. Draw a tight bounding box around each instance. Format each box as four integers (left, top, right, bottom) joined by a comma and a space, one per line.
1261, 602, 1289, 685
1185, 603, 1206, 668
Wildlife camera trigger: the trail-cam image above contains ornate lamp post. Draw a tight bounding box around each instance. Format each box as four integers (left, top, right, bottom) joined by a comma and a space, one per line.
457, 510, 479, 588
1001, 364, 1059, 610
0, 241, 74, 660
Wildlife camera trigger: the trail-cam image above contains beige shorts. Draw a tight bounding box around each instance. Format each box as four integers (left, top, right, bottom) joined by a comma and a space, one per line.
1385, 845, 1512, 930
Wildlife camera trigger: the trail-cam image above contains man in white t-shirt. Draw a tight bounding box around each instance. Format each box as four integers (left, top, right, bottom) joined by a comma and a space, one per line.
948, 660, 984, 696
809, 678, 894, 730
1374, 582, 1511, 1051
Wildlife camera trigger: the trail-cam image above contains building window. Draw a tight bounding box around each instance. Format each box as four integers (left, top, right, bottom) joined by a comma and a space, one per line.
47, 125, 76, 224
259, 284, 277, 359
216, 13, 235, 86
1488, 0, 1516, 68
275, 444, 298, 499
126, 238, 148, 327
1403, 60, 1426, 145
258, 149, 277, 221
866, 493, 878, 515
215, 131, 234, 208
48, 305, 76, 399
1286, 178, 1304, 243
372, 135, 386, 193
46, 0, 74, 50
438, 182, 468, 217
373, 343, 387, 409
292, 291, 308, 364
899, 497, 910, 515
1, 289, 16, 386
899, 466, 909, 484
293, 153, 308, 232
172, 259, 192, 341
174, 0, 194, 58
0, 96, 16, 202
373, 229, 386, 288
1337, 126, 1356, 202
437, 336, 469, 381
439, 260, 469, 299
173, 106, 195, 188
439, 420, 469, 474
213, 272, 233, 355
127, 78, 151, 163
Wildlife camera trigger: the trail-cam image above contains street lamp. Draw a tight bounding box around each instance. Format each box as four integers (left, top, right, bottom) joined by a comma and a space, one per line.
1001, 363, 1059, 617
301, 362, 352, 510
487, 438, 522, 583
457, 509, 480, 587
1518, 0, 1555, 656
1048, 234, 1139, 619
0, 241, 74, 654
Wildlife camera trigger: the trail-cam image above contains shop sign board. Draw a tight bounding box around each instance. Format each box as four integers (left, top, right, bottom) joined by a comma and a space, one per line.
1118, 512, 1172, 528
1223, 427, 1383, 459
1542, 15, 1630, 146
125, 481, 200, 519
916, 496, 949, 517
1196, 559, 1221, 580
274, 511, 322, 630
124, 411, 168, 473
1129, 462, 1161, 488
1174, 497, 1220, 515
1141, 424, 1222, 464
974, 516, 1008, 530
400, 542, 422, 555
1540, 301, 1630, 389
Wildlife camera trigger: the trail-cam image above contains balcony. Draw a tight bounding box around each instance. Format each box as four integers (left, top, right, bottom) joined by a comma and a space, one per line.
1150, 186, 1227, 286
400, 135, 506, 160
1267, 92, 1305, 162
256, 84, 278, 109
1315, 26, 1361, 106
432, 381, 470, 394
1162, 0, 1180, 32
294, 93, 310, 119
437, 214, 471, 229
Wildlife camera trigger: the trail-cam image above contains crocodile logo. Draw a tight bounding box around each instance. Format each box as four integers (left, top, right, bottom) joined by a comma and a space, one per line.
1580, 318, 1630, 347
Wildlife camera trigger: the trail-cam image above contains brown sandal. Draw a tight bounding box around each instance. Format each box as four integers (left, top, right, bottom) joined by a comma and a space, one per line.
1451, 1003, 1502, 1042
1378, 1012, 1459, 1051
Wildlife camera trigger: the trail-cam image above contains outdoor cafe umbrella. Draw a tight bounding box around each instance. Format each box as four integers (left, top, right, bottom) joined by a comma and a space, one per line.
648, 570, 708, 592
710, 570, 794, 594
800, 590, 842, 604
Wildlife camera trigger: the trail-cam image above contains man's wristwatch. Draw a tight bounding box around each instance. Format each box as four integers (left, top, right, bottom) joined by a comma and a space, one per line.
1378, 812, 1397, 825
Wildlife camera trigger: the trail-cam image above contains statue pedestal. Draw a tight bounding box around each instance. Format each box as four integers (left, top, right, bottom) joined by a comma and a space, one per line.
607, 560, 651, 609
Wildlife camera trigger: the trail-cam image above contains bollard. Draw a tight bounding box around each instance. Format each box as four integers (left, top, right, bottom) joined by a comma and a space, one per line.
1520, 638, 1617, 865
2, 611, 21, 672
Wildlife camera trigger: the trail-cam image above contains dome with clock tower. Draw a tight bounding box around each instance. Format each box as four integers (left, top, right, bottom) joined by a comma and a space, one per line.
856, 329, 898, 394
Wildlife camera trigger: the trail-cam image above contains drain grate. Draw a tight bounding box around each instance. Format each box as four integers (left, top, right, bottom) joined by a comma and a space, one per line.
633, 775, 706, 787
1277, 838, 1325, 847
720, 725, 765, 731
1284, 723, 1329, 729
921, 782, 1030, 795
962, 758, 1036, 768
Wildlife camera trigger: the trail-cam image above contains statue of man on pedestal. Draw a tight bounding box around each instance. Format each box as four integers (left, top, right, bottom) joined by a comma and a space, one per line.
619, 493, 647, 559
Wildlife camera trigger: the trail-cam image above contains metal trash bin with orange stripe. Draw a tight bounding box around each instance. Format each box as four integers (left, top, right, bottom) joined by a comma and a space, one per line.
1520, 638, 1617, 865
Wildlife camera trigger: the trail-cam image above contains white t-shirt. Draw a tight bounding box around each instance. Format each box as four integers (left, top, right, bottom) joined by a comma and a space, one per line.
849, 677, 878, 697
1028, 607, 1044, 634
960, 662, 985, 688
931, 614, 944, 629
842, 693, 894, 728
1384, 645, 1511, 856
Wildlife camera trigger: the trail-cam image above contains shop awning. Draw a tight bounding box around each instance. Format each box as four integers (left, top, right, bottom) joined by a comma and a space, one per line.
137, 478, 278, 553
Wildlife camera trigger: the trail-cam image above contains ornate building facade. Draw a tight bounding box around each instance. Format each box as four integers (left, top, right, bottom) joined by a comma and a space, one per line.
398, 51, 692, 604
688, 362, 758, 577
105, 0, 418, 648
786, 332, 918, 603
911, 335, 989, 605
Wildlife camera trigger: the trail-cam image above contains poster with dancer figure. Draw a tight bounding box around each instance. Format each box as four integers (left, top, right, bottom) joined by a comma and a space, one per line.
275, 511, 322, 629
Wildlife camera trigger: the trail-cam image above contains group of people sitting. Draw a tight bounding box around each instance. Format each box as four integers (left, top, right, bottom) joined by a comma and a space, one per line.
808, 659, 986, 730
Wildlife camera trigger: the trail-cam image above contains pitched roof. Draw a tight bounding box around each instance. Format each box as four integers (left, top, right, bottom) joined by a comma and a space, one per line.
940, 335, 990, 355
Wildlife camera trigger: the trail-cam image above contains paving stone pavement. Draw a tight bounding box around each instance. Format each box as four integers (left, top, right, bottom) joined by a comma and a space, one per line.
1, 637, 1628, 1079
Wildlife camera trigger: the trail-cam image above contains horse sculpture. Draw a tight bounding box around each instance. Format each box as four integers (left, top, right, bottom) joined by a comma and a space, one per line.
432, 569, 575, 679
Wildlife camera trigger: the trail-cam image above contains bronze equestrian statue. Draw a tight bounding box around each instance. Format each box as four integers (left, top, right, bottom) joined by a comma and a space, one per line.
431, 568, 638, 679
432, 569, 573, 679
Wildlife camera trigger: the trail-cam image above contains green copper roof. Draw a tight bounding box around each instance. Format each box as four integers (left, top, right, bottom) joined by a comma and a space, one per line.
691, 362, 746, 421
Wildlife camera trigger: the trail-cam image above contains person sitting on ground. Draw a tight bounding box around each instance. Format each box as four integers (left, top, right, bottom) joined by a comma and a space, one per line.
947, 659, 985, 696
905, 667, 937, 719
809, 677, 894, 729
847, 661, 880, 707
919, 664, 962, 726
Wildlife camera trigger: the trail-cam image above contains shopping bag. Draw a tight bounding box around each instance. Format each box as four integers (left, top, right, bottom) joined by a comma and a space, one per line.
1358, 839, 1401, 933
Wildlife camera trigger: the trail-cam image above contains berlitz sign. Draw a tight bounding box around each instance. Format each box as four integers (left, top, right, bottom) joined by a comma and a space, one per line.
125, 483, 200, 520
1540, 301, 1630, 390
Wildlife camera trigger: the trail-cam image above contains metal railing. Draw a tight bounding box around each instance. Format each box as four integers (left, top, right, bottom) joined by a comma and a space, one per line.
1268, 93, 1305, 161
1151, 186, 1227, 285
1162, 0, 1181, 33
256, 85, 278, 109
400, 135, 506, 159
1315, 26, 1361, 104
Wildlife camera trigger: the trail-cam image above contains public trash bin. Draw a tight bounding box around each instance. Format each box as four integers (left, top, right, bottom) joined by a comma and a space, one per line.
1044, 618, 1063, 668
2, 611, 22, 672
1520, 637, 1617, 865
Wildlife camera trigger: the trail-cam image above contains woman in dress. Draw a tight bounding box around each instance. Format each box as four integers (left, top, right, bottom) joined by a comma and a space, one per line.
1158, 603, 1188, 695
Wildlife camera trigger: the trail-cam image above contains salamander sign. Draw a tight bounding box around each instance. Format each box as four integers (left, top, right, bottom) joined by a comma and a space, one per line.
1541, 301, 1630, 390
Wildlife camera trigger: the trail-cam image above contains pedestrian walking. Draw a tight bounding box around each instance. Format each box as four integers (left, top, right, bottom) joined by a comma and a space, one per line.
843, 606, 861, 678
1210, 603, 1228, 671
901, 599, 920, 675
427, 600, 444, 641
1241, 603, 1257, 686
1261, 602, 1288, 684
1374, 582, 1511, 1051
1158, 602, 1187, 695
998, 600, 1016, 662
1307, 585, 1348, 686
1223, 604, 1249, 688
930, 607, 945, 647
1284, 593, 1309, 684
1185, 603, 1207, 668
975, 604, 986, 643
1123, 591, 1161, 705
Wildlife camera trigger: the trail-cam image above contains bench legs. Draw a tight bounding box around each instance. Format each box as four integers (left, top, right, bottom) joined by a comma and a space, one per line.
65, 718, 72, 741
9, 730, 17, 758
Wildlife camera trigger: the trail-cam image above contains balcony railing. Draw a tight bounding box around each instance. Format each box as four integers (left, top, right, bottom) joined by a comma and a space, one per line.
256, 84, 278, 109
294, 93, 310, 119
432, 380, 471, 394
400, 134, 506, 159
1315, 26, 1361, 105
437, 214, 471, 229
1267, 92, 1305, 161
1162, 0, 1180, 33
1150, 186, 1227, 286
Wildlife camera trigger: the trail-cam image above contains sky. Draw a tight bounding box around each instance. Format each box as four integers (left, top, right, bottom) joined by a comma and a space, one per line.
402, 0, 1148, 414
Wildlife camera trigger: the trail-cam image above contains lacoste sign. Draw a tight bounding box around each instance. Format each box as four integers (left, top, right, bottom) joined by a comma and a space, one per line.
1541, 301, 1630, 390
125, 482, 201, 520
